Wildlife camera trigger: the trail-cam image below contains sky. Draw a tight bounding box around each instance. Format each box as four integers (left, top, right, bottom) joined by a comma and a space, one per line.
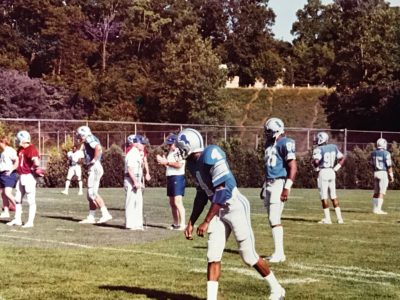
269, 0, 400, 42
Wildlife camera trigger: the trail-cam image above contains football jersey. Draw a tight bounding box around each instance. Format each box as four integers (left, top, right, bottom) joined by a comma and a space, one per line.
17, 144, 40, 175
0, 146, 18, 172
264, 136, 296, 179
67, 149, 84, 166
187, 145, 236, 204
83, 134, 102, 163
371, 149, 392, 171
313, 144, 344, 169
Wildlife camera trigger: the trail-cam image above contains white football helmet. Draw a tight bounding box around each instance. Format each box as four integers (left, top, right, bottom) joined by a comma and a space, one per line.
264, 117, 285, 142
377, 138, 387, 150
15, 130, 31, 146
175, 128, 204, 159
76, 126, 92, 139
316, 132, 329, 145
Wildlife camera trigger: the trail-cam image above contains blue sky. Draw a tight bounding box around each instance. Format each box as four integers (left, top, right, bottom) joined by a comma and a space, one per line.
269, 0, 400, 42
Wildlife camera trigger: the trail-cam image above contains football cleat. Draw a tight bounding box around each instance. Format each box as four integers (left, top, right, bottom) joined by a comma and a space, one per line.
337, 219, 344, 224
269, 287, 286, 300
374, 210, 388, 215
268, 254, 286, 263
78, 190, 83, 195
0, 211, 10, 218
61, 190, 68, 195
97, 214, 112, 224
318, 218, 332, 224
22, 222, 34, 228
6, 219, 22, 226
79, 216, 96, 224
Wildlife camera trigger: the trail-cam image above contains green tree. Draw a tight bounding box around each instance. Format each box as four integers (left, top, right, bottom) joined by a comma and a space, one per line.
159, 25, 226, 124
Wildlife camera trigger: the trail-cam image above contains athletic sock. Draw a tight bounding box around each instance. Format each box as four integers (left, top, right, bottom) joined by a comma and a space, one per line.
89, 210, 96, 218
372, 198, 379, 212
27, 203, 37, 224
334, 207, 343, 221
207, 281, 218, 300
265, 271, 282, 291
15, 203, 22, 222
377, 198, 384, 211
323, 208, 331, 221
272, 226, 284, 256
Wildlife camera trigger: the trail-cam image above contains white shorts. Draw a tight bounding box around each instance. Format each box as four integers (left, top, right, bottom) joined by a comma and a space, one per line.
207, 188, 259, 267
67, 165, 82, 181
374, 171, 389, 195
318, 168, 337, 200
15, 173, 37, 204
87, 162, 103, 200
263, 179, 285, 226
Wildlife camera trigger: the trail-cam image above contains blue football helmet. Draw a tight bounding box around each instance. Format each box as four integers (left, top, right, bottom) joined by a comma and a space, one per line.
264, 117, 284, 142
175, 128, 204, 159
15, 130, 31, 146
316, 132, 329, 145
76, 126, 91, 139
127, 134, 148, 145
377, 138, 387, 150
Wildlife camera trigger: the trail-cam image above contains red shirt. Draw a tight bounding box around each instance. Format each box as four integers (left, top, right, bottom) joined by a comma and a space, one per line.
17, 144, 40, 174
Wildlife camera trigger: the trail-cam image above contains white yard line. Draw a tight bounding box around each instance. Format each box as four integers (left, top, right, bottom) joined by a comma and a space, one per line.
1, 234, 398, 287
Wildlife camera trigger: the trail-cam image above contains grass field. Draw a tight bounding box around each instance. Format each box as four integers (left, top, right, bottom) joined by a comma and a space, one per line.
0, 187, 399, 300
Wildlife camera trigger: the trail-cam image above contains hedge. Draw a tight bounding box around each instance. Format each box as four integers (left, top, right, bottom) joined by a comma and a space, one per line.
44, 140, 400, 190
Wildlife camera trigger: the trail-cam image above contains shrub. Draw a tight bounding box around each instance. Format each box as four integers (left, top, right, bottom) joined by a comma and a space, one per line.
101, 144, 125, 187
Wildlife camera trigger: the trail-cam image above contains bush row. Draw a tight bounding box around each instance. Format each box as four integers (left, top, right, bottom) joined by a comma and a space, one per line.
44, 140, 400, 190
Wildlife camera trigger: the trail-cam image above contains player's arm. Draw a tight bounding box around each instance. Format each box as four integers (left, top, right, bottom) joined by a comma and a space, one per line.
197, 183, 228, 237
90, 144, 102, 164
281, 159, 297, 201
185, 188, 208, 240
386, 153, 394, 183
334, 151, 345, 172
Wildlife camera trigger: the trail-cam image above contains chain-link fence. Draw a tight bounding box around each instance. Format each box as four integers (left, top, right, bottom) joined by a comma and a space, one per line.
1, 118, 399, 167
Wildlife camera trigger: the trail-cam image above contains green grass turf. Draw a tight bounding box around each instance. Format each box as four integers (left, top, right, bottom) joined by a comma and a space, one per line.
0, 187, 399, 299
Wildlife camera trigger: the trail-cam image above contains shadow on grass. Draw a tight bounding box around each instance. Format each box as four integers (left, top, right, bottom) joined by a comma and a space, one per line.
99, 285, 202, 300
42, 215, 83, 222
282, 216, 317, 223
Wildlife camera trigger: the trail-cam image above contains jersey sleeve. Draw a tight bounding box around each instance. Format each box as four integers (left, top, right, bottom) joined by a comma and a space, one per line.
204, 146, 230, 187
336, 146, 344, 160
312, 148, 322, 161
386, 152, 392, 167
86, 135, 100, 149
284, 138, 296, 161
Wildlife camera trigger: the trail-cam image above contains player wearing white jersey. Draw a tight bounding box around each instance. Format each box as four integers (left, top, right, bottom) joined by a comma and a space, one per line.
61, 145, 84, 195
157, 134, 186, 230
76, 126, 112, 224
370, 138, 393, 214
0, 136, 18, 219
261, 117, 297, 263
312, 132, 345, 224
176, 128, 285, 300
124, 134, 145, 230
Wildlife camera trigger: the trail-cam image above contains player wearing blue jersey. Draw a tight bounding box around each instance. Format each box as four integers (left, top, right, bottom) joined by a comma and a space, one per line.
370, 138, 393, 214
261, 118, 297, 263
312, 132, 345, 224
176, 128, 285, 300
76, 126, 112, 224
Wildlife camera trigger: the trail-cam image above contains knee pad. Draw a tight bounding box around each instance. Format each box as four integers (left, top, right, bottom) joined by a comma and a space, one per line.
239, 241, 259, 266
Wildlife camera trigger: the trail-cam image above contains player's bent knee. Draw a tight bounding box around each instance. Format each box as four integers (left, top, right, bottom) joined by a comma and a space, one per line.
269, 216, 281, 226
87, 189, 97, 201
240, 248, 259, 266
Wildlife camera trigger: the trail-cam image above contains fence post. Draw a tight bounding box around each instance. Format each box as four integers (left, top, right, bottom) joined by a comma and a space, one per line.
38, 120, 41, 156
224, 125, 227, 142
344, 128, 348, 154
57, 130, 60, 152
255, 134, 258, 150
107, 133, 110, 149
307, 129, 310, 151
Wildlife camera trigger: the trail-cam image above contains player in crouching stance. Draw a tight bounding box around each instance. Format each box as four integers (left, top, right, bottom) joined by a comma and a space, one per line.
61, 145, 84, 196
370, 138, 393, 214
261, 118, 297, 263
124, 134, 145, 230
177, 128, 285, 300
7, 131, 43, 228
313, 132, 345, 224
76, 126, 112, 224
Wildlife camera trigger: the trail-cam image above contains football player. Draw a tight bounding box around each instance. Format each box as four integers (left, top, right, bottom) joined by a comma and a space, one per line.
261, 118, 297, 263
124, 134, 145, 230
0, 135, 18, 219
176, 128, 285, 300
156, 134, 186, 230
370, 138, 393, 214
76, 126, 112, 224
7, 131, 43, 228
312, 131, 345, 224
61, 145, 85, 195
